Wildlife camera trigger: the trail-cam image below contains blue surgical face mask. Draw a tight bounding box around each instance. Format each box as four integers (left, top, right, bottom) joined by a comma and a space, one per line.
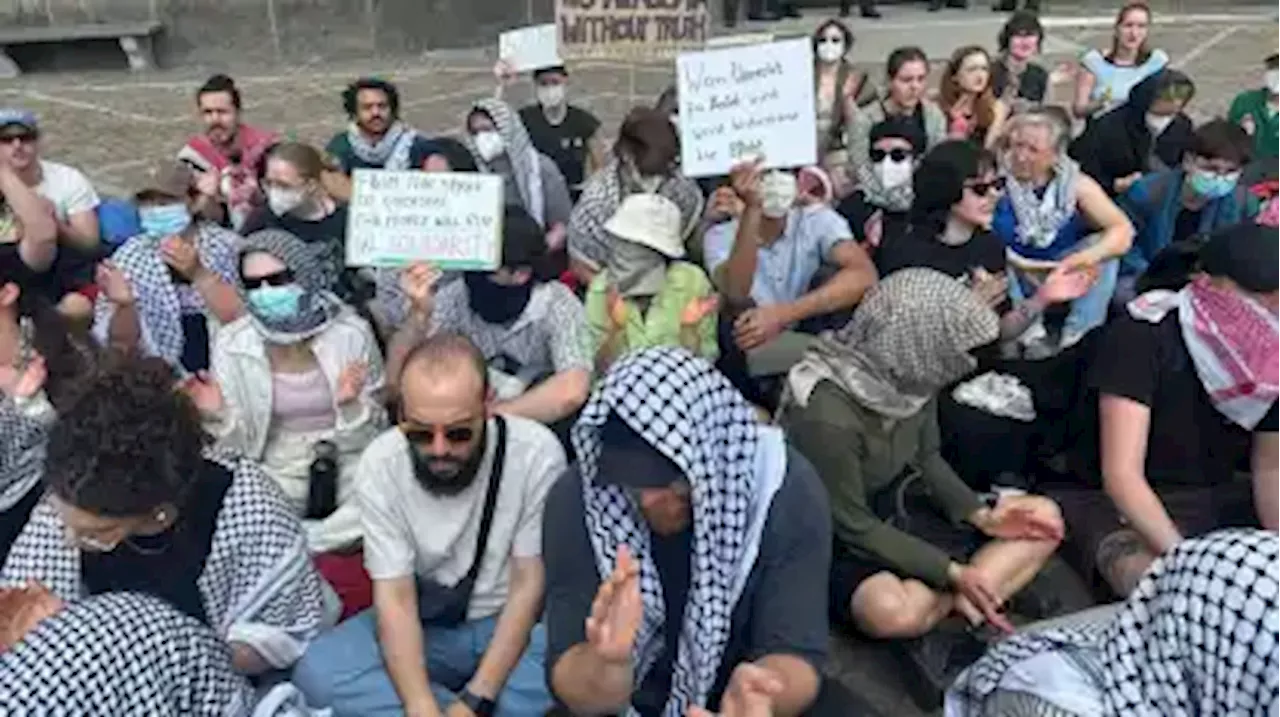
138, 203, 192, 238
1188, 169, 1240, 200
247, 283, 305, 322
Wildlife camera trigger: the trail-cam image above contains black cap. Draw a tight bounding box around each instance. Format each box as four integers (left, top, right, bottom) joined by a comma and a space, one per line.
499, 204, 547, 270
1200, 222, 1279, 293
592, 415, 686, 490
870, 115, 927, 155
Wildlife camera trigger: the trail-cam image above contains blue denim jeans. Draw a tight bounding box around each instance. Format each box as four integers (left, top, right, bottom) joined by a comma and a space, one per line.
291, 611, 551, 717
1007, 258, 1119, 344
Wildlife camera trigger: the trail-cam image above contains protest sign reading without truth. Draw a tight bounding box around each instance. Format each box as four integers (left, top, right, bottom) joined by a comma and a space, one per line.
556, 0, 709, 59
346, 171, 504, 270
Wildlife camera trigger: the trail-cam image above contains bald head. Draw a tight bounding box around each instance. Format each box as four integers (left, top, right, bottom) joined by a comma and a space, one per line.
399, 333, 489, 405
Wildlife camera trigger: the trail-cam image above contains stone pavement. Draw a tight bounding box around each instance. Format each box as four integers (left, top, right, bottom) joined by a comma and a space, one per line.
0, 5, 1274, 714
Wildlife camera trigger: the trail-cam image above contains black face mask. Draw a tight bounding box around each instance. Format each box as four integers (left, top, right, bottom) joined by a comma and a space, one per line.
464, 272, 532, 325
406, 424, 488, 497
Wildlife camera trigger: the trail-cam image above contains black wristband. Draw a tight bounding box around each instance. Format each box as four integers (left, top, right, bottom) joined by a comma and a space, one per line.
459, 689, 496, 717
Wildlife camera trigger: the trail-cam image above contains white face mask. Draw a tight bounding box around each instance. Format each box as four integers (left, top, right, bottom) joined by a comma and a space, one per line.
873, 157, 913, 190
760, 171, 798, 219
816, 39, 845, 64
669, 113, 680, 129
1266, 69, 1279, 95
1145, 112, 1174, 136
267, 186, 307, 216
536, 84, 566, 108
472, 131, 505, 162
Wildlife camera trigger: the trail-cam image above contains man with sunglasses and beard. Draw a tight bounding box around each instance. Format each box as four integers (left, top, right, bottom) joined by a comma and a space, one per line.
293, 333, 563, 717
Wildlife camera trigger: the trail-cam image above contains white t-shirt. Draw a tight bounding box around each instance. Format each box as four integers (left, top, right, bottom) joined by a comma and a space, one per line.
357, 415, 566, 620
35, 160, 99, 222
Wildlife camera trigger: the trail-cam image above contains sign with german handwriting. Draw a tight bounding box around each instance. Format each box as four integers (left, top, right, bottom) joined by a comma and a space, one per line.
676, 37, 816, 178
556, 0, 709, 59
346, 171, 503, 270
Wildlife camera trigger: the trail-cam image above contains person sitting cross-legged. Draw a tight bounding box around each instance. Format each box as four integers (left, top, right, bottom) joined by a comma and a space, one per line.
292, 333, 562, 717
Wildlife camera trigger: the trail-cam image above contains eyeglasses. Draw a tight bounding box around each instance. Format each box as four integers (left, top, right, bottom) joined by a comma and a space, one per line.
0, 133, 35, 146
870, 148, 912, 162
399, 422, 477, 446
241, 269, 295, 290
964, 177, 1007, 196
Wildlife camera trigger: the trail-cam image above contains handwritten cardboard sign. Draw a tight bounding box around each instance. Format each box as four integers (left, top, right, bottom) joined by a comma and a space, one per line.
556, 0, 709, 60
676, 37, 816, 178
346, 171, 504, 270
499, 24, 562, 73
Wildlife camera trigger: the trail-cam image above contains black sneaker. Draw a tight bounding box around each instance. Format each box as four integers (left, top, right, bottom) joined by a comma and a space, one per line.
899, 625, 988, 710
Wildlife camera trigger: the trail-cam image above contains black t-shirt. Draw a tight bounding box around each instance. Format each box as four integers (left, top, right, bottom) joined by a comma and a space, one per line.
874, 225, 1006, 281
81, 459, 234, 625
834, 191, 911, 249
519, 105, 600, 195
1172, 206, 1204, 245
542, 447, 831, 714
1087, 313, 1279, 487
633, 528, 692, 715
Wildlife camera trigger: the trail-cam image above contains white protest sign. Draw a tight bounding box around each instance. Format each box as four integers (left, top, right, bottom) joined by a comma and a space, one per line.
499, 24, 562, 72
346, 170, 504, 270
676, 37, 816, 178
704, 32, 773, 48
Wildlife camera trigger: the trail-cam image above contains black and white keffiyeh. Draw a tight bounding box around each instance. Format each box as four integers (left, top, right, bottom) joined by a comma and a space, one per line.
1004, 157, 1080, 251
571, 347, 763, 717
466, 99, 547, 226
0, 397, 47, 516
949, 529, 1279, 716
0, 591, 254, 716
239, 228, 344, 344
1, 448, 332, 669
346, 120, 418, 170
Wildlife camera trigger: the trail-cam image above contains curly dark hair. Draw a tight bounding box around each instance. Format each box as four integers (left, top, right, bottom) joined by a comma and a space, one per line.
44, 355, 209, 517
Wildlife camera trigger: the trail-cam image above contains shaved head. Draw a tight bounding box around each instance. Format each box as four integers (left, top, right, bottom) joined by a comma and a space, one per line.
399, 333, 488, 415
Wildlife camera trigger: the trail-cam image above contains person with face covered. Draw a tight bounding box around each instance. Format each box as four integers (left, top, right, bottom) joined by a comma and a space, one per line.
585, 194, 719, 372
326, 78, 434, 174
191, 229, 386, 618
838, 116, 927, 254
383, 205, 591, 430
704, 160, 876, 406
466, 99, 573, 250
92, 161, 243, 374
1116, 120, 1258, 305
545, 347, 874, 717
292, 333, 561, 717
811, 20, 875, 196
846, 47, 948, 189
177, 74, 279, 231
779, 269, 1064, 689
1070, 68, 1196, 197
568, 107, 705, 286
1, 355, 333, 677
990, 11, 1049, 106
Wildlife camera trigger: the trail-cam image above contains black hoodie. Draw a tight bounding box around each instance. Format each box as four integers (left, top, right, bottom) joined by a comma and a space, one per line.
1069, 70, 1195, 196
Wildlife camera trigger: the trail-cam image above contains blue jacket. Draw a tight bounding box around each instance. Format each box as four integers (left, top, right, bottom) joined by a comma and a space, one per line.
1118, 168, 1252, 277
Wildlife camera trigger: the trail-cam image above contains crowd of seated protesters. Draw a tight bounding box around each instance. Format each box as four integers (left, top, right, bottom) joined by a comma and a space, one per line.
0, 7, 1276, 715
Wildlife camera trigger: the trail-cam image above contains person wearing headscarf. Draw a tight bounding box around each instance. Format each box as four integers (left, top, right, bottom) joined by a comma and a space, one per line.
198, 228, 386, 619
837, 115, 927, 253
1070, 68, 1195, 197
0, 589, 328, 716
91, 161, 244, 375
996, 108, 1134, 355
946, 528, 1278, 717
1058, 222, 1278, 597
1, 356, 335, 675
326, 78, 434, 173
780, 269, 1064, 686
466, 98, 573, 246
568, 107, 705, 286
544, 347, 872, 717
586, 194, 719, 372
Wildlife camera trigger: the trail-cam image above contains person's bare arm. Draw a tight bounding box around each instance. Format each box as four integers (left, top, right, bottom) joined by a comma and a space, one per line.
1, 168, 56, 271
1067, 175, 1135, 267
755, 654, 821, 717
192, 269, 244, 323
1072, 66, 1100, 119
464, 556, 546, 703
229, 643, 273, 675
777, 240, 877, 324
585, 131, 609, 178
493, 368, 589, 424
386, 311, 433, 394
984, 100, 1010, 149
1252, 432, 1278, 531
551, 643, 633, 715
59, 210, 100, 252
718, 204, 764, 303
106, 302, 142, 353
1100, 394, 1183, 553
374, 577, 440, 715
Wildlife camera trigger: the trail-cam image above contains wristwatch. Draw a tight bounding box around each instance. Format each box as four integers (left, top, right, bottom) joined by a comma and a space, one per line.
458, 689, 496, 717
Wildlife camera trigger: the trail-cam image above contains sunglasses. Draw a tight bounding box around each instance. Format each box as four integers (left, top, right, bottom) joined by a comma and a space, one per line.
0, 133, 36, 146
241, 269, 295, 290
965, 177, 1007, 196
870, 148, 913, 163
399, 423, 477, 446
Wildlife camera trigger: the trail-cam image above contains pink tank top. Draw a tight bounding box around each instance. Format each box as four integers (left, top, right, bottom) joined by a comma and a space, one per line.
271, 368, 335, 433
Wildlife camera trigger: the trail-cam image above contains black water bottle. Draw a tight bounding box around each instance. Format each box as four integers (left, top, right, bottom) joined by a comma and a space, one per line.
305, 440, 339, 519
